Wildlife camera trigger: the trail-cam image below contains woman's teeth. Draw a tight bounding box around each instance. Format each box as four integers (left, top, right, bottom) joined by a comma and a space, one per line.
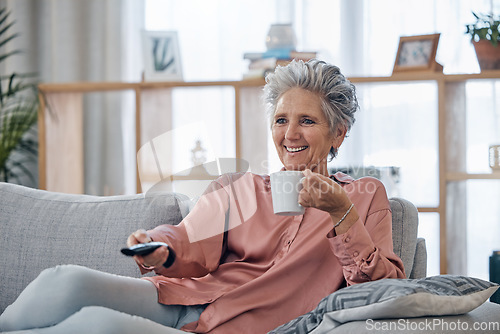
286, 146, 307, 152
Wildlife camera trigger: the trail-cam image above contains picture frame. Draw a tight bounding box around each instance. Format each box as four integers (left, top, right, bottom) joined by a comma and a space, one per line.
142, 31, 183, 81
393, 33, 442, 73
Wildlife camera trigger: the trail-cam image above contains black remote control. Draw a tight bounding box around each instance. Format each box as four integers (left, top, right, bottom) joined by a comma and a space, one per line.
120, 242, 168, 256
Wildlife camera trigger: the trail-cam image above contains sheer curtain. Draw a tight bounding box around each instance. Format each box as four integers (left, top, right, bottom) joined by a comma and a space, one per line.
4, 0, 144, 195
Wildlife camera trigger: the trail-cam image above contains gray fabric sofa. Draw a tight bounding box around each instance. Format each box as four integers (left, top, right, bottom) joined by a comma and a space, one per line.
1, 181, 499, 333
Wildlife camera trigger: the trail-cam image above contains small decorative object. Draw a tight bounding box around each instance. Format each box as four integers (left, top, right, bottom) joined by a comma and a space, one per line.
191, 139, 207, 166
265, 24, 297, 51
489, 144, 500, 171
392, 33, 442, 73
465, 12, 500, 71
142, 30, 183, 81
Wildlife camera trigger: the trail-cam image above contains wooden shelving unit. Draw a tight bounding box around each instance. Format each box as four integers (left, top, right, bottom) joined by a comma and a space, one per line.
347, 70, 500, 275
38, 70, 500, 274
37, 79, 266, 195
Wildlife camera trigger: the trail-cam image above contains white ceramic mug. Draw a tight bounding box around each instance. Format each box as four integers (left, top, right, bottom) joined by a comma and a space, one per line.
270, 171, 305, 216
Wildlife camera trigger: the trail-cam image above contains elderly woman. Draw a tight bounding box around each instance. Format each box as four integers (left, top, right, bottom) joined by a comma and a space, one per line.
0, 60, 405, 334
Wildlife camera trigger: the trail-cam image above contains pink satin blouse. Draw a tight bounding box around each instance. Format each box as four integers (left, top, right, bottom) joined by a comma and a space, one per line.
141, 172, 405, 333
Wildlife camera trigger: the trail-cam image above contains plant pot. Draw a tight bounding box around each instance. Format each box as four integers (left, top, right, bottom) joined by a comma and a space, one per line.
472, 40, 500, 70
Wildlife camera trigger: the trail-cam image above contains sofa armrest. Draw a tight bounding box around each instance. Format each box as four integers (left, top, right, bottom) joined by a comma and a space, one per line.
390, 197, 418, 276
410, 238, 427, 279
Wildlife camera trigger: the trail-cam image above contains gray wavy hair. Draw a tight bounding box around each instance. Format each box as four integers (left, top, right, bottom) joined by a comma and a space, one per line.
263, 59, 359, 159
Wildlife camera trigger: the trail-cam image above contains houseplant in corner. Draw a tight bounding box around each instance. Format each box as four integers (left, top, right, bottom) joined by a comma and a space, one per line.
0, 7, 39, 186
466, 11, 500, 70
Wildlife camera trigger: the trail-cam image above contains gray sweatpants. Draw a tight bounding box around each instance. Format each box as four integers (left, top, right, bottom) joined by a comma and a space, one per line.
0, 265, 206, 333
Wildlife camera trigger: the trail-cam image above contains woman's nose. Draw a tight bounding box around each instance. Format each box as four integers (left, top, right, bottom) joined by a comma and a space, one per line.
285, 123, 301, 140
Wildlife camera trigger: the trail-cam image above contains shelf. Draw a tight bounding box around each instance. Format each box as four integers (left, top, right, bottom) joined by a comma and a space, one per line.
37, 71, 500, 95
349, 72, 445, 83
417, 207, 440, 213
443, 70, 500, 81
38, 79, 266, 93
38, 81, 138, 93
447, 172, 500, 181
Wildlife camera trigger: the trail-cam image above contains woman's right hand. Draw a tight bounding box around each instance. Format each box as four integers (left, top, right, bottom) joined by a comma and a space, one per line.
126, 229, 169, 269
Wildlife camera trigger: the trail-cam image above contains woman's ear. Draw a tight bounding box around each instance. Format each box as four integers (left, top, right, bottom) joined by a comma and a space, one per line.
332, 126, 347, 148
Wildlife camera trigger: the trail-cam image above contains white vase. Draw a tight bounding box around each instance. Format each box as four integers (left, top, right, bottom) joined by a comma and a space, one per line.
265, 24, 297, 50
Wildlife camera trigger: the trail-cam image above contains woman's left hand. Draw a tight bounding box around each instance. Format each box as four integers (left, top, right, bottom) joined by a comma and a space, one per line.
298, 169, 354, 218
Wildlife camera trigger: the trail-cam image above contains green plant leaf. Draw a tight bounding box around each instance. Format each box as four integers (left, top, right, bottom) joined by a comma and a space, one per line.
0, 49, 21, 63
0, 5, 40, 185
0, 33, 19, 49
465, 11, 500, 45
0, 99, 38, 168
0, 20, 16, 38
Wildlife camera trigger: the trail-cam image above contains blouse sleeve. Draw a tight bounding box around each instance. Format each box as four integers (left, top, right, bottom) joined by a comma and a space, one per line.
328, 177, 406, 285
143, 179, 230, 278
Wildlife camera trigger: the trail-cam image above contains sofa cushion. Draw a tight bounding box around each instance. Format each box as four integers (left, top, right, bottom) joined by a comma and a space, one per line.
0, 182, 185, 314
270, 275, 499, 334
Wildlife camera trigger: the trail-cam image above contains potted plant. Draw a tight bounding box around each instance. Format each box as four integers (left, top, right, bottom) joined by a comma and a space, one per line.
465, 12, 500, 70
0, 7, 39, 186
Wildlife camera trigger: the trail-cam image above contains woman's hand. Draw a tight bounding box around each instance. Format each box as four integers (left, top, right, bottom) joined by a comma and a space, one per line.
298, 169, 359, 234
126, 229, 169, 269
298, 169, 350, 214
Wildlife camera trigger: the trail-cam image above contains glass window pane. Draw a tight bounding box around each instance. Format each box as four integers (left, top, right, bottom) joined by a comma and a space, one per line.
172, 87, 236, 171
333, 82, 439, 207
466, 81, 500, 173
418, 212, 440, 277
466, 180, 500, 280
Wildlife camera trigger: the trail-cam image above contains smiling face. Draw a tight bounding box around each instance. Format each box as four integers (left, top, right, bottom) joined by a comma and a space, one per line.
272, 88, 346, 175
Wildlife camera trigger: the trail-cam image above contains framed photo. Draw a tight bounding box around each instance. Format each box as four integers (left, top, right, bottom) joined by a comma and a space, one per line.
142, 31, 183, 81
393, 33, 441, 73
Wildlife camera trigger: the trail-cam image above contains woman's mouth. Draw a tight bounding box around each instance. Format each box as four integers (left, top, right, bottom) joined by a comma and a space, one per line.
285, 146, 308, 153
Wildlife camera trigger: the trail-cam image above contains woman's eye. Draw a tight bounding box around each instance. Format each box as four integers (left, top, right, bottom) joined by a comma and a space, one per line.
275, 118, 286, 124
301, 118, 315, 125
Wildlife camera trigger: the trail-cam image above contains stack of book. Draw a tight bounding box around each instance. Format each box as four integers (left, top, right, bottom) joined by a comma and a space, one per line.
243, 49, 317, 79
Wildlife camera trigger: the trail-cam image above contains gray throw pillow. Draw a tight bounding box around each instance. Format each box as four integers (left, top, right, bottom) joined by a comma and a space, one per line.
270, 275, 499, 334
